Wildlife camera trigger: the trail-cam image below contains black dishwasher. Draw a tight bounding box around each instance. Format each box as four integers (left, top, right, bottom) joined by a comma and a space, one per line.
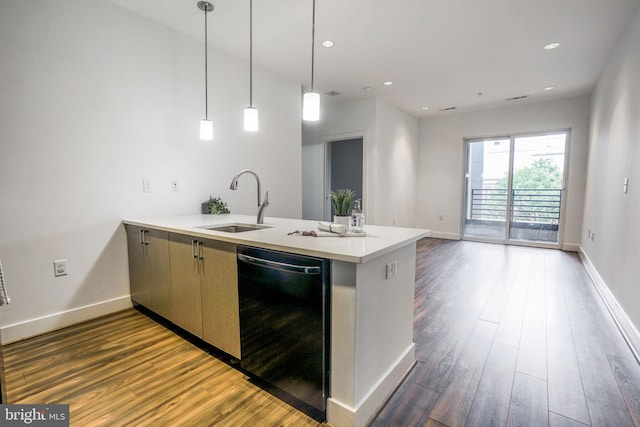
237, 245, 330, 421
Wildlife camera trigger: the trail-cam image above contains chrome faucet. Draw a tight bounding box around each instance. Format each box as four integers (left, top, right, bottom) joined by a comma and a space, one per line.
230, 169, 269, 224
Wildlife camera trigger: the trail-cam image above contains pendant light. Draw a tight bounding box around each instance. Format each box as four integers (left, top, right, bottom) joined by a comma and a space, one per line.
244, 0, 259, 132
303, 0, 320, 121
198, 1, 214, 140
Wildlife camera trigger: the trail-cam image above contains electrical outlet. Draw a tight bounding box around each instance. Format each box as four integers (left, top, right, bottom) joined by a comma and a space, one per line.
143, 179, 152, 193
53, 260, 67, 277
439, 214, 444, 221
386, 260, 397, 279
171, 180, 179, 192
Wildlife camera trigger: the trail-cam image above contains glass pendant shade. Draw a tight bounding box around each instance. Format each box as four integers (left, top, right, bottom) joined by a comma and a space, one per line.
303, 92, 320, 121
244, 107, 259, 132
198, 2, 214, 141
200, 119, 213, 140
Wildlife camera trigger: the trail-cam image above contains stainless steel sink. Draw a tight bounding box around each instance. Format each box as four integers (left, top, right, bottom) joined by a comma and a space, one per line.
198, 223, 272, 233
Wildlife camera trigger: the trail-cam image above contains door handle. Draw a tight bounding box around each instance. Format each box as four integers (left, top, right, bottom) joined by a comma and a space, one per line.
238, 253, 321, 274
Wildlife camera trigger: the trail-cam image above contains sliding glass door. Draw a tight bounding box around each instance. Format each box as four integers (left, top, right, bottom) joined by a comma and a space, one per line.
463, 131, 568, 247
463, 138, 511, 240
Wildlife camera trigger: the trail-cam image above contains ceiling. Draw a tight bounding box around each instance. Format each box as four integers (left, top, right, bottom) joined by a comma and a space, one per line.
110, 0, 640, 118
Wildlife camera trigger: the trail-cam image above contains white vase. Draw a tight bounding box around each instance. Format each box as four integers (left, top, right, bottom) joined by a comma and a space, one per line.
333, 215, 350, 227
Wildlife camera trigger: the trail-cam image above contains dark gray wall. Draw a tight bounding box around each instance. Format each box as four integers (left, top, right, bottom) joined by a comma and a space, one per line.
329, 138, 363, 218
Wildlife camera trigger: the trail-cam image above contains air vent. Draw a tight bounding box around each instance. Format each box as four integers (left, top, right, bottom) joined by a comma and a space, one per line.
505, 95, 528, 101
439, 106, 457, 112
325, 91, 341, 96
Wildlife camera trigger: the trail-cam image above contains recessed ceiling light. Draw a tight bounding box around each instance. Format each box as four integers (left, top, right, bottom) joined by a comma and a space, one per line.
421, 106, 430, 110
322, 40, 334, 48
543, 86, 555, 91
383, 81, 393, 86
364, 87, 373, 92
544, 42, 560, 50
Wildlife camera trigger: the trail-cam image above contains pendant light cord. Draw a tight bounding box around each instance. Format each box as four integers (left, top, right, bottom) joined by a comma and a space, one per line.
249, 0, 253, 107
310, 0, 315, 92
204, 7, 209, 119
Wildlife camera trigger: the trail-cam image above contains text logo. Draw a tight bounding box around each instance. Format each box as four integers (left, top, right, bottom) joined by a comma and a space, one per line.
0, 404, 69, 426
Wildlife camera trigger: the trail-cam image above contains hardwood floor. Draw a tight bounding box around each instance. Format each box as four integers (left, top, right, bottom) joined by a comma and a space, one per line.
4, 310, 323, 426
5, 238, 640, 426
373, 238, 640, 427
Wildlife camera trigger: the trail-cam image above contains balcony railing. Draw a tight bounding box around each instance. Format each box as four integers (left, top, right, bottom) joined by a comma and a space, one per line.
470, 188, 562, 224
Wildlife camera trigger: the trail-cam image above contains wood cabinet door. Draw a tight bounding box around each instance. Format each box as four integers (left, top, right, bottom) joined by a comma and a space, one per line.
146, 229, 171, 319
169, 233, 203, 338
126, 225, 150, 308
128, 229, 240, 356
201, 240, 241, 358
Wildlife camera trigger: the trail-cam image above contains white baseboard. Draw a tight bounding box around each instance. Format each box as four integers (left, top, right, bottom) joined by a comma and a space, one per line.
579, 247, 640, 362
327, 343, 416, 427
428, 232, 460, 240
1, 296, 132, 345
562, 242, 581, 252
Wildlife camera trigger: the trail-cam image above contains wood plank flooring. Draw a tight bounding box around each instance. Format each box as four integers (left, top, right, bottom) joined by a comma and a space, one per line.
4, 238, 640, 426
373, 238, 640, 427
4, 310, 323, 426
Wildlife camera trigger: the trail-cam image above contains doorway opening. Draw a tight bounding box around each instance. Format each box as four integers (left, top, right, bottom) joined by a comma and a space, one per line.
326, 137, 363, 221
462, 130, 569, 248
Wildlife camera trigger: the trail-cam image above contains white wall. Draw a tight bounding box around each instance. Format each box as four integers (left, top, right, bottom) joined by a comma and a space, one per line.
416, 95, 591, 249
302, 98, 376, 221
0, 0, 302, 342
301, 143, 325, 221
302, 98, 419, 227
372, 100, 419, 227
582, 6, 640, 340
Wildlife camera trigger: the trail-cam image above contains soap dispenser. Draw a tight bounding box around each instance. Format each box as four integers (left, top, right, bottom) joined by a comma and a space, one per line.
350, 199, 365, 233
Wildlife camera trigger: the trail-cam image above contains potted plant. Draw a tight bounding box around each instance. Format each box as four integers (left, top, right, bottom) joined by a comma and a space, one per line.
330, 188, 355, 225
203, 196, 231, 215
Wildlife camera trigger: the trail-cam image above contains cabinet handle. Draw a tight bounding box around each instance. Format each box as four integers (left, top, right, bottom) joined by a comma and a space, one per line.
191, 240, 204, 260
139, 229, 150, 245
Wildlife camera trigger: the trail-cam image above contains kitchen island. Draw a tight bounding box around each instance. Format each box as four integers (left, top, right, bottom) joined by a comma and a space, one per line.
123, 214, 429, 427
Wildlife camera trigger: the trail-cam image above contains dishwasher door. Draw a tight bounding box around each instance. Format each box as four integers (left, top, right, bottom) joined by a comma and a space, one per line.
237, 246, 330, 420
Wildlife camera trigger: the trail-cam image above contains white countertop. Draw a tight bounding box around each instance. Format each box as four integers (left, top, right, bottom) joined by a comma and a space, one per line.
123, 214, 430, 263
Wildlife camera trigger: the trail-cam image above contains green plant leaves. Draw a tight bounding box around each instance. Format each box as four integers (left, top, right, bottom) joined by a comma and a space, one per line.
330, 189, 355, 216
207, 196, 230, 215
